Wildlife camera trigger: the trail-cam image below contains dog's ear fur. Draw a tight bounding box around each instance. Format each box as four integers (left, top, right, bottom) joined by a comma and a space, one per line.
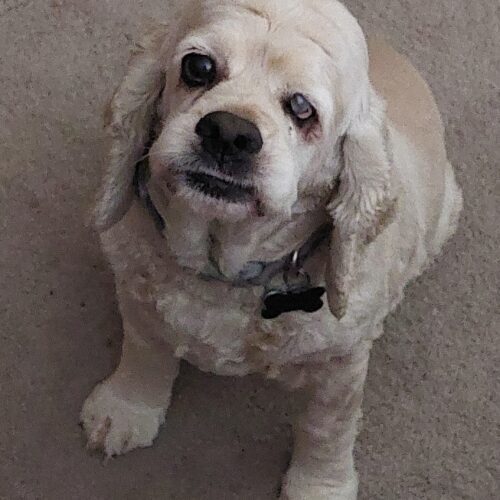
326, 86, 396, 319
94, 25, 167, 230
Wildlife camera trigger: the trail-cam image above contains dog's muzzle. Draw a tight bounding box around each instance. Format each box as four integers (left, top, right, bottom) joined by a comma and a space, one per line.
181, 111, 263, 203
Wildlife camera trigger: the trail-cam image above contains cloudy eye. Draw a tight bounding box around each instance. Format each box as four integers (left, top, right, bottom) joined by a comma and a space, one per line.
181, 53, 216, 88
287, 93, 316, 123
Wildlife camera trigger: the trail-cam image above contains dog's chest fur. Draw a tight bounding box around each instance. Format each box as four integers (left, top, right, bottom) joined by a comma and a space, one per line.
101, 202, 377, 378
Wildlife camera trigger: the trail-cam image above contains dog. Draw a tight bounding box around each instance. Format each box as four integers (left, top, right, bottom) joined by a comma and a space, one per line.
81, 0, 463, 498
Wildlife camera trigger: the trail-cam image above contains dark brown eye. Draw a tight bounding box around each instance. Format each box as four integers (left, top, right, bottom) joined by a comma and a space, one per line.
287, 93, 316, 122
181, 53, 216, 88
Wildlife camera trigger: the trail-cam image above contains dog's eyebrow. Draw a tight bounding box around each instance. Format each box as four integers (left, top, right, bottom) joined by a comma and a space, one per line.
237, 5, 272, 29
300, 33, 333, 59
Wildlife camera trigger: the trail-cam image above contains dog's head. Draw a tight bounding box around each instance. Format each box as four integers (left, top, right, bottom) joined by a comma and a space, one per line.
95, 0, 396, 319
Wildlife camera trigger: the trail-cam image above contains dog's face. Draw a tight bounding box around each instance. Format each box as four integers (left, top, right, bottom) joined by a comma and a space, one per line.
148, 0, 370, 221
96, 0, 396, 318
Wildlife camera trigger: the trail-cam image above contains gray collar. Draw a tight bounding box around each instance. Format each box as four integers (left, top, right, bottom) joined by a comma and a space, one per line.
133, 161, 166, 233
200, 223, 332, 288
134, 162, 333, 288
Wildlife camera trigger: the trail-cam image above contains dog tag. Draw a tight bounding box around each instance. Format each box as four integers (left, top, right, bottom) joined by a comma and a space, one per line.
260, 250, 326, 319
261, 285, 326, 320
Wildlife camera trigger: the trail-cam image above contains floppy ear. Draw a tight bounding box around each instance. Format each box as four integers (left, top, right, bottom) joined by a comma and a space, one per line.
326, 86, 397, 319
94, 25, 167, 230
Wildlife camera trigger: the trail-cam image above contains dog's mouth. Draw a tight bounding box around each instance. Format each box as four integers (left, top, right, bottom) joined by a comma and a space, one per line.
184, 171, 255, 203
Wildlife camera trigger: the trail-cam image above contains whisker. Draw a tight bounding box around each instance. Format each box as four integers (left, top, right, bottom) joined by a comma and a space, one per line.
135, 150, 166, 165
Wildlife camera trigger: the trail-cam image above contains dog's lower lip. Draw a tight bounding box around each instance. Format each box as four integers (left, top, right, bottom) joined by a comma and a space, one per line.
184, 171, 255, 203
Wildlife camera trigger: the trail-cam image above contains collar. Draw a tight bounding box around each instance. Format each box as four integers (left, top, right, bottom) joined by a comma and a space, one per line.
133, 162, 333, 288
200, 223, 332, 288
133, 160, 166, 233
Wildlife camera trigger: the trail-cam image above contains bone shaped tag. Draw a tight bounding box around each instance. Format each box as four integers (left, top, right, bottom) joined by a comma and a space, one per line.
261, 286, 326, 320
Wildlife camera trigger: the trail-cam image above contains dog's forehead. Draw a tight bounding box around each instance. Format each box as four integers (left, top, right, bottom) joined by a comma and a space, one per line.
195, 0, 358, 45
198, 0, 356, 26
179, 0, 361, 80
179, 0, 367, 77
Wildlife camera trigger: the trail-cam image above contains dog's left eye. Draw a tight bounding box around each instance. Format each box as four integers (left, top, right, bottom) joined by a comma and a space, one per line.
181, 53, 217, 88
287, 93, 316, 123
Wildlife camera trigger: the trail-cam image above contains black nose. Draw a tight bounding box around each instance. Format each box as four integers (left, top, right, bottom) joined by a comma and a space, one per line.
195, 112, 263, 163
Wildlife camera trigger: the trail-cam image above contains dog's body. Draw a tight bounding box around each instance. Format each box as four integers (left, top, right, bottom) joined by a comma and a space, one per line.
81, 1, 462, 498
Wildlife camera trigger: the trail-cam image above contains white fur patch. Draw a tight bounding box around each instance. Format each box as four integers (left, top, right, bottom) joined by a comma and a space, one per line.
81, 382, 166, 457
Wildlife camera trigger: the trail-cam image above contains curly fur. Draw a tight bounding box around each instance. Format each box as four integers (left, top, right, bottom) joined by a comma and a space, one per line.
81, 1, 463, 498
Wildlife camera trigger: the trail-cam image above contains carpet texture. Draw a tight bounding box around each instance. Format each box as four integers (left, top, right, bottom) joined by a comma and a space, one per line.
1, 1, 498, 499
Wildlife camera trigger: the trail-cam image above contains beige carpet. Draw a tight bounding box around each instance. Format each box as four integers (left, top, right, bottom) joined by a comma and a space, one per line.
1, 1, 498, 499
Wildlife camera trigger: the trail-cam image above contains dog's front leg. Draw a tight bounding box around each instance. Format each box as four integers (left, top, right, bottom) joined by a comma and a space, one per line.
81, 293, 179, 458
281, 344, 370, 500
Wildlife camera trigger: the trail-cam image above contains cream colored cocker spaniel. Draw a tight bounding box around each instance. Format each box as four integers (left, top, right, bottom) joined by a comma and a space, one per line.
81, 0, 463, 498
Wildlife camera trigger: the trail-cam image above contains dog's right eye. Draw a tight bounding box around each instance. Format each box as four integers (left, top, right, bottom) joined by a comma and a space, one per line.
286, 93, 316, 124
181, 53, 216, 88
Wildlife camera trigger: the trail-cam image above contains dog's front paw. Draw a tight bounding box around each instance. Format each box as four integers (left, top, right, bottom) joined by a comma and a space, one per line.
80, 381, 165, 457
280, 468, 358, 500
